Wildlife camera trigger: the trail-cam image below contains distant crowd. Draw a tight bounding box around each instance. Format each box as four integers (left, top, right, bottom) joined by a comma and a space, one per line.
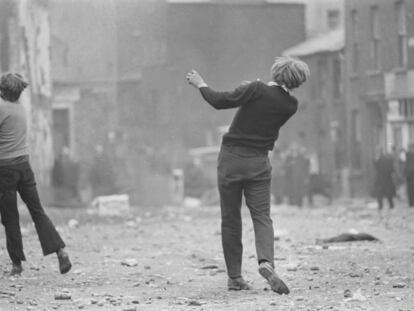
373, 144, 414, 211
270, 143, 332, 208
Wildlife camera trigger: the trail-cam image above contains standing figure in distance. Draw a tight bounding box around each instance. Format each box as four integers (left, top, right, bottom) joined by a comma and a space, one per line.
373, 147, 396, 212
405, 143, 414, 207
186, 56, 310, 294
0, 73, 71, 276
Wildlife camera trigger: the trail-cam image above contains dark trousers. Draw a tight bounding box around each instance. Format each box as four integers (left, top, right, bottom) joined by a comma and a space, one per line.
217, 145, 273, 279
0, 161, 65, 263
307, 174, 332, 205
407, 173, 414, 207
376, 195, 394, 210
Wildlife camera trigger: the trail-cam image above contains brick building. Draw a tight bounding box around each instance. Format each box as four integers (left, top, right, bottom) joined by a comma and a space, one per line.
344, 0, 414, 196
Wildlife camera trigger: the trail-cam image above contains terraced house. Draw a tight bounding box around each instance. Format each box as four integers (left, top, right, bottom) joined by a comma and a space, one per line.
344, 0, 414, 196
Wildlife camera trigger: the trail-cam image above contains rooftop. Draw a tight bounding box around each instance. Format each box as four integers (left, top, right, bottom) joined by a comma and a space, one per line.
282, 28, 344, 57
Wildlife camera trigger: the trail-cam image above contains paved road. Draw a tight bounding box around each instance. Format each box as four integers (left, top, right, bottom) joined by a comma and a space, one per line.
0, 200, 413, 310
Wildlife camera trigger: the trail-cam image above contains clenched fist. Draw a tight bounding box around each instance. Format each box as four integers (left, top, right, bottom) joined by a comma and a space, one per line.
186, 70, 207, 89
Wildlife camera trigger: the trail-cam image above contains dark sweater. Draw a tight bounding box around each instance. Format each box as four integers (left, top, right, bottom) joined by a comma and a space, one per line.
199, 81, 298, 151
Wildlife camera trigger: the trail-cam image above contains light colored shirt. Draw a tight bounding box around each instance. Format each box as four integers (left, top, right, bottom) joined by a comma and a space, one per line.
0, 99, 29, 160
309, 152, 320, 174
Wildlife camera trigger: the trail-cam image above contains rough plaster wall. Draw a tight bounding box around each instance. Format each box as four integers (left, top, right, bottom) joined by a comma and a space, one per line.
17, 0, 54, 186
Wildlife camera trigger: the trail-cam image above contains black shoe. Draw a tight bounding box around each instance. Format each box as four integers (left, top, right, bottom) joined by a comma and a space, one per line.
259, 262, 290, 295
57, 249, 72, 274
227, 277, 252, 290
9, 262, 23, 276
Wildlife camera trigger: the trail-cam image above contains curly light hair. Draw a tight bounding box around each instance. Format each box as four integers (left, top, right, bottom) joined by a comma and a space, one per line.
271, 56, 310, 90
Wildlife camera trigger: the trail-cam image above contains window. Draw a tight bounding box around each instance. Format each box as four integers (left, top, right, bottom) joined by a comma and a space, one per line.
370, 6, 380, 69
52, 107, 72, 156
396, 0, 407, 67
327, 10, 340, 30
351, 109, 362, 169
398, 98, 414, 118
317, 58, 328, 97
393, 125, 403, 150
333, 57, 342, 98
409, 123, 414, 143
350, 9, 359, 73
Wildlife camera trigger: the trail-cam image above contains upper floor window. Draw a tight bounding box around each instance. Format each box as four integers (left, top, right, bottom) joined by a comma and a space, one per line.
350, 9, 359, 73
317, 58, 328, 97
398, 98, 414, 118
327, 10, 340, 30
370, 5, 380, 70
333, 57, 342, 98
396, 0, 407, 67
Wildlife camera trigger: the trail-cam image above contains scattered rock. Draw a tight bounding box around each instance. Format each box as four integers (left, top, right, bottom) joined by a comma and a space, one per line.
68, 219, 79, 228
201, 265, 219, 270
393, 282, 407, 288
344, 289, 352, 298
54, 293, 71, 300
121, 259, 138, 267
349, 272, 362, 278
125, 221, 137, 227
0, 290, 15, 297
345, 288, 367, 302
286, 264, 298, 271
21, 227, 30, 236
187, 300, 203, 306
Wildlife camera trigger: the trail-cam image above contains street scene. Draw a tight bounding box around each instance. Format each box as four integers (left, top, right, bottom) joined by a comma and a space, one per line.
1, 0, 414, 310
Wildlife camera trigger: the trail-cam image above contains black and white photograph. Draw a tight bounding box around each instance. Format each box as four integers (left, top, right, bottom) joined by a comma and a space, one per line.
0, 0, 413, 310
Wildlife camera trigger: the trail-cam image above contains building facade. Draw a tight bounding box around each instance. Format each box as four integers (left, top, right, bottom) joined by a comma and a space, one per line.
267, 0, 344, 38
1, 0, 54, 194
344, 0, 414, 196
283, 29, 347, 196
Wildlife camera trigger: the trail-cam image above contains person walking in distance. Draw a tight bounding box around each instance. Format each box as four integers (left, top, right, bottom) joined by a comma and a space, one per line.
0, 73, 71, 276
186, 56, 310, 294
373, 147, 396, 212
405, 143, 414, 207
